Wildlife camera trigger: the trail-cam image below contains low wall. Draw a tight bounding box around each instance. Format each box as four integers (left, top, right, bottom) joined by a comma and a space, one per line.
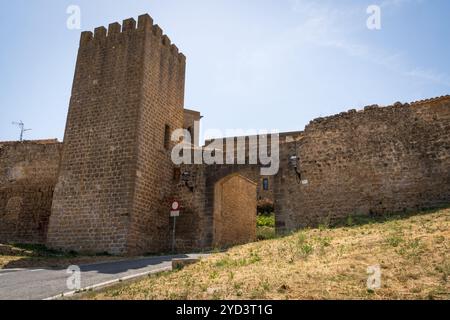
0, 140, 62, 244
275, 97, 450, 231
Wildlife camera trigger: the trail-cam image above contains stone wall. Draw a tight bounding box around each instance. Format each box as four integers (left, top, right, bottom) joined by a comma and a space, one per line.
0, 140, 62, 244
275, 97, 450, 232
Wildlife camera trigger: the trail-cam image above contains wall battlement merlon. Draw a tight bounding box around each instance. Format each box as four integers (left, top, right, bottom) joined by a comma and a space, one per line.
410, 94, 450, 106
306, 94, 450, 129
79, 14, 186, 63
0, 139, 61, 146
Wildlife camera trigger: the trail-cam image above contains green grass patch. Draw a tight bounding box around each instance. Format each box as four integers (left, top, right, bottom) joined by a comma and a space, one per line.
257, 213, 276, 241
257, 214, 275, 228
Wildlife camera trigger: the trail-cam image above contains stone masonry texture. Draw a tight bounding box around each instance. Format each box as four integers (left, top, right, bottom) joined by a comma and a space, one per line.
0, 140, 62, 244
274, 98, 450, 232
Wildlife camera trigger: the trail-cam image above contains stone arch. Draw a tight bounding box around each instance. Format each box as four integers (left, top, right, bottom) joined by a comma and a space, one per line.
4, 196, 23, 222
213, 173, 257, 247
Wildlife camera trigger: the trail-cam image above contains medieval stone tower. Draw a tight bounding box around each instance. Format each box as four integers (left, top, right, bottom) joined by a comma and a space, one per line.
47, 14, 186, 255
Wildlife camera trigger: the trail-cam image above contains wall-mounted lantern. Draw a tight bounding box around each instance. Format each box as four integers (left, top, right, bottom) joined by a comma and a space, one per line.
181, 171, 195, 192
181, 171, 191, 182
289, 155, 304, 184
289, 155, 299, 170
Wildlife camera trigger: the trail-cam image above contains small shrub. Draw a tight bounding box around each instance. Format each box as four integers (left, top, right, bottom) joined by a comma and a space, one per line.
297, 232, 307, 245
300, 243, 314, 257
286, 232, 315, 262
316, 236, 332, 254
259, 278, 271, 292
233, 282, 243, 290
214, 256, 232, 268
248, 251, 261, 264
319, 236, 332, 247
398, 238, 424, 260
346, 215, 354, 227
387, 233, 403, 247
318, 215, 332, 230
257, 214, 275, 228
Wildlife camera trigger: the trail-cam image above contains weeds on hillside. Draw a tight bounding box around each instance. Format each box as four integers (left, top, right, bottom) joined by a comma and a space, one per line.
82, 207, 450, 300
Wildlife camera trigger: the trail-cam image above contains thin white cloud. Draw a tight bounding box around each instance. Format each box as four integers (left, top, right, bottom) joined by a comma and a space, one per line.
406, 67, 450, 87
380, 0, 425, 8
288, 0, 450, 88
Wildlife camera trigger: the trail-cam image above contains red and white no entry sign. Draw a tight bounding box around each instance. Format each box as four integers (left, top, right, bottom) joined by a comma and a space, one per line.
171, 201, 180, 211
170, 201, 180, 217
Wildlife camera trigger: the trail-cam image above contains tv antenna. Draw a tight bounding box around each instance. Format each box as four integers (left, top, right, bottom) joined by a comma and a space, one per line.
12, 121, 32, 142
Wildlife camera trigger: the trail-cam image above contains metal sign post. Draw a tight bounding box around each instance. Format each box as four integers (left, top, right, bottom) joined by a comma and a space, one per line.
170, 201, 180, 252
172, 216, 177, 253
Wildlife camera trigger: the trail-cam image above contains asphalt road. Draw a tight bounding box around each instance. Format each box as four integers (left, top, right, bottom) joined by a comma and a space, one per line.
0, 254, 204, 300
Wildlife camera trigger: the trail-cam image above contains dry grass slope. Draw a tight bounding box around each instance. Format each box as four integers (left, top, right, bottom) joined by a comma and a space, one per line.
86, 208, 449, 300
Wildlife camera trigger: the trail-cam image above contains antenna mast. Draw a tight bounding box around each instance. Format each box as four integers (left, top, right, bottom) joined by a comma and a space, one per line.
12, 121, 32, 142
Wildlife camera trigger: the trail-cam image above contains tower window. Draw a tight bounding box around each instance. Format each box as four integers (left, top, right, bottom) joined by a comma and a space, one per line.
263, 178, 269, 191
164, 125, 171, 150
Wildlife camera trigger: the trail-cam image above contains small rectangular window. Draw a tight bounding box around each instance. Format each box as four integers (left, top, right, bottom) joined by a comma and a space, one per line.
263, 178, 269, 191
173, 167, 181, 181
164, 125, 171, 150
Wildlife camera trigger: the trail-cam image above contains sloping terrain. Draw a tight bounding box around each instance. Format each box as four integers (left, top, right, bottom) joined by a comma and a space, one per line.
85, 208, 449, 300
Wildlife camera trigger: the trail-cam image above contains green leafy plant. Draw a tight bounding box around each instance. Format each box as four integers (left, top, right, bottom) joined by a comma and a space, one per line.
257, 214, 275, 228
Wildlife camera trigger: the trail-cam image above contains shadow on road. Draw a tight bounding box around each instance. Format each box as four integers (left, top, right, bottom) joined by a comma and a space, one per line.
1, 246, 194, 273
78, 254, 191, 275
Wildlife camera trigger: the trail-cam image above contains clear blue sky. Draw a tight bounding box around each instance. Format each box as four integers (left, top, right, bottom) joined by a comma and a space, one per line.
1, 0, 449, 142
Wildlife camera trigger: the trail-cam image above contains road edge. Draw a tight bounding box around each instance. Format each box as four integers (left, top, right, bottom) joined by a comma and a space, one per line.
44, 266, 172, 300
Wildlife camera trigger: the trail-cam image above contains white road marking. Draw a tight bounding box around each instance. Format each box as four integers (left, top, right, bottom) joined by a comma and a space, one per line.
0, 268, 28, 273
43, 265, 172, 300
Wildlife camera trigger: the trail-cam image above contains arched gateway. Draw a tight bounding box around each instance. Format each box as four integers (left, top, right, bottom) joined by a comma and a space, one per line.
213, 174, 257, 247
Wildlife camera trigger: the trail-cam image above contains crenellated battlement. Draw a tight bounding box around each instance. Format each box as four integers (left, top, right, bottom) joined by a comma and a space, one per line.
79, 14, 186, 63
410, 94, 450, 106
306, 94, 450, 129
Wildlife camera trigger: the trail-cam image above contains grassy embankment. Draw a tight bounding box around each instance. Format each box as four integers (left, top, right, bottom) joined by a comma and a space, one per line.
83, 207, 449, 300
